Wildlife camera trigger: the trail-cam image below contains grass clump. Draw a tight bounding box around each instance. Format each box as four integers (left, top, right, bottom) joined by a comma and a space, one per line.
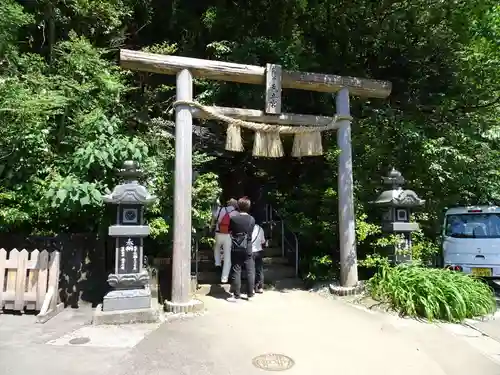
368, 264, 497, 322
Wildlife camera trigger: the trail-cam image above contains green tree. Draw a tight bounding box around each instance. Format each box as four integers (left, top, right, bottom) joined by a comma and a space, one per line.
1, 0, 499, 279
0, 0, 220, 239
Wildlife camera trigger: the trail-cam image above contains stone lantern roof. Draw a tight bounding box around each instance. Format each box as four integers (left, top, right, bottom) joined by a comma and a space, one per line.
372, 168, 425, 208
102, 160, 157, 205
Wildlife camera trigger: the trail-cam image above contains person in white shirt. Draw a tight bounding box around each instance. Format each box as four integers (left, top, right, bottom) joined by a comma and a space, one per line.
210, 198, 238, 283
251, 223, 267, 293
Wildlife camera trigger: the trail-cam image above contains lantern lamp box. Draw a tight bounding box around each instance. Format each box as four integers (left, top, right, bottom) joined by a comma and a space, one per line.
120, 205, 142, 224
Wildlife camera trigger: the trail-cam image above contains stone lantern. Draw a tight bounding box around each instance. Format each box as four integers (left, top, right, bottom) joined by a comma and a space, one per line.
94, 160, 158, 324
372, 168, 425, 264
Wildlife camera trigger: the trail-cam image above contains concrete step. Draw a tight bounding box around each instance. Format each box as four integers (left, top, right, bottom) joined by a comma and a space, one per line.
155, 255, 291, 274
197, 247, 284, 260
192, 256, 291, 273
194, 256, 289, 267
261, 256, 290, 265
196, 264, 296, 284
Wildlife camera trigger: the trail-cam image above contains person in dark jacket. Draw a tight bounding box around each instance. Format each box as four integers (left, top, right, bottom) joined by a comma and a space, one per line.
227, 196, 256, 301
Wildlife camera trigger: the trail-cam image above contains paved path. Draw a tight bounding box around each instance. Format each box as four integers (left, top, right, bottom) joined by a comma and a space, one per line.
0, 305, 131, 375
108, 287, 500, 375
1, 288, 500, 375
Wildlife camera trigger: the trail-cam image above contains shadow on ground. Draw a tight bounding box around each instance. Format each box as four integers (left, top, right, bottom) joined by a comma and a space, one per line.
266, 278, 306, 293
198, 278, 306, 299
206, 284, 232, 300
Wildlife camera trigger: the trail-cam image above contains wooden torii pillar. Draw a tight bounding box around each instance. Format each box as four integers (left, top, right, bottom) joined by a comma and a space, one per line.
120, 49, 392, 311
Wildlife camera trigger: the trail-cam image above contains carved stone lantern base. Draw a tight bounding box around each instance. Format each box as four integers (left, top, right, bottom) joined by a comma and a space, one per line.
107, 270, 150, 289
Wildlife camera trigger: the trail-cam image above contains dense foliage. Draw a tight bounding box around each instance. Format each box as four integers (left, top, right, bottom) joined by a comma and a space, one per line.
0, 0, 220, 249
1, 0, 499, 270
368, 263, 497, 322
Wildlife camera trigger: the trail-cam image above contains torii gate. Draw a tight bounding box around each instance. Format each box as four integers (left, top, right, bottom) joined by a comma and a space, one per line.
120, 49, 392, 312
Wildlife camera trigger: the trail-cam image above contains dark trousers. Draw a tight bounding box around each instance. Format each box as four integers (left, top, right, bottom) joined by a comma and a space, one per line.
254, 251, 264, 289
231, 251, 255, 297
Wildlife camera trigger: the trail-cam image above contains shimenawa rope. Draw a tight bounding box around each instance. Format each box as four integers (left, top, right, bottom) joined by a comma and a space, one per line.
172, 100, 353, 157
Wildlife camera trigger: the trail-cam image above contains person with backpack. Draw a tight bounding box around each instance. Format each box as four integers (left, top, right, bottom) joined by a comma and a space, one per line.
211, 198, 238, 283
251, 222, 267, 294
228, 196, 256, 301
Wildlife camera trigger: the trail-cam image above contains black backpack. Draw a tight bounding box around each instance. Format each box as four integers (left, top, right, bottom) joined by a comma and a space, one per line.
231, 216, 255, 252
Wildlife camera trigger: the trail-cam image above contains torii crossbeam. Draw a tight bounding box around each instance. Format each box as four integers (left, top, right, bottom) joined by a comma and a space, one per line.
119, 49, 392, 312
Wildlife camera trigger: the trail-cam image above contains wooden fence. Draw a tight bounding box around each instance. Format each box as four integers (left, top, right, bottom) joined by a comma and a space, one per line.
0, 248, 63, 322
0, 233, 111, 308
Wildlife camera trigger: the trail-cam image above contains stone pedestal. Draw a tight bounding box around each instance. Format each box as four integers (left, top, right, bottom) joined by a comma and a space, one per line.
94, 278, 160, 325
103, 288, 152, 312
93, 304, 159, 325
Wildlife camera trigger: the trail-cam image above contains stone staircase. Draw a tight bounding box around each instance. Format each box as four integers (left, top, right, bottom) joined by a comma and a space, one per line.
153, 213, 299, 303
192, 204, 300, 293
191, 220, 295, 285
194, 245, 296, 286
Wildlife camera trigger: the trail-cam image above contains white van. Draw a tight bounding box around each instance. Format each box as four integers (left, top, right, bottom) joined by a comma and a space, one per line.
442, 206, 500, 277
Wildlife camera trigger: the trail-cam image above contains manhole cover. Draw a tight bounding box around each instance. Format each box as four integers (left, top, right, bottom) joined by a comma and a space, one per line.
69, 337, 91, 345
252, 353, 295, 371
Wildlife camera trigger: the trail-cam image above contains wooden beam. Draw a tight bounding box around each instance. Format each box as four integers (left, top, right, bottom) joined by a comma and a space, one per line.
120, 49, 392, 99
191, 105, 336, 127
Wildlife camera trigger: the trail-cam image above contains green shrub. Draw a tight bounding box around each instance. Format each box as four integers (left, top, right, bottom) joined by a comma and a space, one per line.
302, 255, 339, 288
368, 264, 497, 322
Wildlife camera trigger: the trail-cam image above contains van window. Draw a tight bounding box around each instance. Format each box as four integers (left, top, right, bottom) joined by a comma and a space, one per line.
445, 213, 500, 238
